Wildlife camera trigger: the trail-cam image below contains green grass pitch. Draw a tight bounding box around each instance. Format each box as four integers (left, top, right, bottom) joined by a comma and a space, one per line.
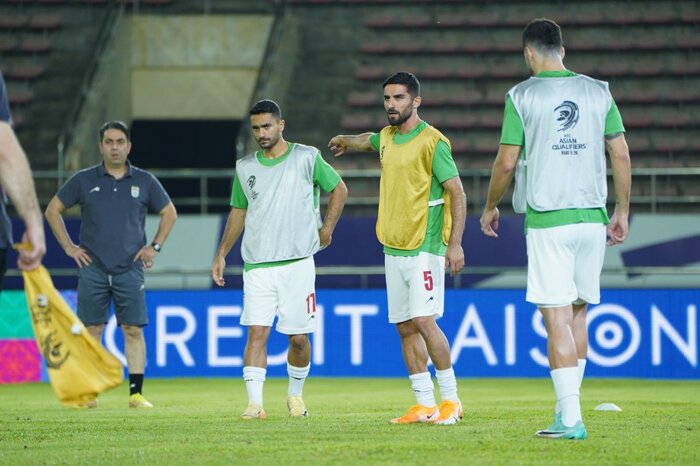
1, 378, 699, 465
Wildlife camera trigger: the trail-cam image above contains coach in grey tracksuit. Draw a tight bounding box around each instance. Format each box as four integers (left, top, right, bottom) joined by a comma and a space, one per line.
45, 120, 177, 408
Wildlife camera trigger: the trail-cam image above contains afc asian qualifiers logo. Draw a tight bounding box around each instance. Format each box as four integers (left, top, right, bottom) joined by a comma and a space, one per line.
551, 101, 587, 155
554, 100, 579, 132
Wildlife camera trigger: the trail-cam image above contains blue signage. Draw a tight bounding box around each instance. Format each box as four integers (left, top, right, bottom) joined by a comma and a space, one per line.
78, 289, 699, 379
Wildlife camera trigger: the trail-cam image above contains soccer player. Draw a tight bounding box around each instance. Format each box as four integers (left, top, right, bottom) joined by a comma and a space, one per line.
328, 72, 466, 425
0, 70, 46, 289
45, 120, 177, 408
479, 18, 631, 439
211, 99, 347, 420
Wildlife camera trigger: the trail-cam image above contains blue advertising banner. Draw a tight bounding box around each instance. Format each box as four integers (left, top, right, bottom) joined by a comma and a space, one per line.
86, 289, 699, 379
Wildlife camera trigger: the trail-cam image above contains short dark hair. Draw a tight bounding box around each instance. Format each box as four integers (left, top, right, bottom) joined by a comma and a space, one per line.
249, 99, 282, 119
383, 72, 420, 97
522, 18, 563, 53
99, 120, 130, 142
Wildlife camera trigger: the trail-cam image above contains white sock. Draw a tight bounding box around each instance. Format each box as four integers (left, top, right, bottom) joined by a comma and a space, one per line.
409, 372, 436, 407
435, 367, 459, 403
551, 366, 581, 427
555, 359, 586, 415
287, 363, 310, 397
243, 366, 266, 406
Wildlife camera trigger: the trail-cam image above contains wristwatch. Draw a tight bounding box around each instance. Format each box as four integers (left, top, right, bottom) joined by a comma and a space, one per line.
151, 242, 162, 253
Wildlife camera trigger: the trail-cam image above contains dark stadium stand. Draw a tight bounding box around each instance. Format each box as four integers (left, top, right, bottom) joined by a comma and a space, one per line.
0, 36, 19, 53
4, 62, 46, 80
18, 36, 53, 53
6, 86, 34, 106
0, 0, 180, 175
278, 0, 700, 212
0, 0, 697, 214
27, 13, 62, 30
3, 0, 175, 4
0, 14, 29, 29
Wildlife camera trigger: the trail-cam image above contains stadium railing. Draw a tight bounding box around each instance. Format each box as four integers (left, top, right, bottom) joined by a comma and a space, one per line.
31, 166, 700, 214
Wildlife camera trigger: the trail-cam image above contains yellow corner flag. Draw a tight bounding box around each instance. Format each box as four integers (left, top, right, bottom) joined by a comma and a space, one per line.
22, 265, 123, 407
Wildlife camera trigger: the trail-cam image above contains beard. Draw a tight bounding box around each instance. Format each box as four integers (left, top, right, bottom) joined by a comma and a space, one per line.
386, 107, 412, 127
257, 134, 279, 149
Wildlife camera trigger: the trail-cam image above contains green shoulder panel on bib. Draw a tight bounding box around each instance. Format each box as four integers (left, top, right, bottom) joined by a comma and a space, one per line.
313, 152, 341, 192
230, 175, 247, 208
500, 96, 525, 146
369, 132, 381, 151
605, 100, 625, 135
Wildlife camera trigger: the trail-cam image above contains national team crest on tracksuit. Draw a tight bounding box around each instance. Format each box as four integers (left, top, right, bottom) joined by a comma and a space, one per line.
131, 186, 140, 198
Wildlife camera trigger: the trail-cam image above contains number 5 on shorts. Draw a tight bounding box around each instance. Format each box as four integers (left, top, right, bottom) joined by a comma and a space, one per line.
423, 271, 433, 291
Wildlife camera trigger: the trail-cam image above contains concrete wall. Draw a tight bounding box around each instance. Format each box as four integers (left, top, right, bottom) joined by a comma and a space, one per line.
238, 11, 301, 155
65, 15, 132, 172
66, 14, 273, 170
130, 15, 272, 120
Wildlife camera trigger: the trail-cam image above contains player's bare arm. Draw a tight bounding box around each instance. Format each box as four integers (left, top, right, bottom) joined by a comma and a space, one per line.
605, 133, 631, 246
319, 179, 348, 248
442, 176, 466, 277
480, 144, 521, 237
327, 132, 374, 157
211, 207, 247, 286
44, 196, 92, 268
0, 122, 46, 268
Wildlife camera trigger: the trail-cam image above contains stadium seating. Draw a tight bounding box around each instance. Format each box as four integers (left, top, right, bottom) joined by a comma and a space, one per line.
0, 15, 29, 30
311, 0, 700, 212
0, 5, 62, 157
7, 86, 34, 106
18, 36, 54, 54
28, 14, 62, 30
4, 63, 46, 80
0, 36, 19, 53
2, 0, 175, 3
0, 0, 697, 214
0, 0, 181, 181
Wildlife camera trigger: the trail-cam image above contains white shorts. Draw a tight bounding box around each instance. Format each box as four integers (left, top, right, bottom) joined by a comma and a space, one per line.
526, 223, 606, 307
241, 256, 317, 334
385, 252, 445, 324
